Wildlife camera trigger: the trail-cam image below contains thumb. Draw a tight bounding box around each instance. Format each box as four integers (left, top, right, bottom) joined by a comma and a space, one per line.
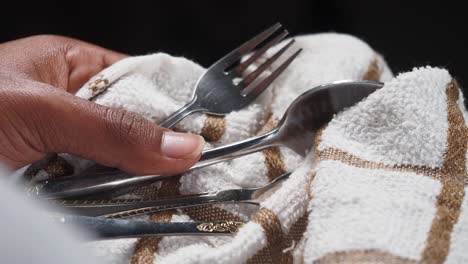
40, 92, 205, 175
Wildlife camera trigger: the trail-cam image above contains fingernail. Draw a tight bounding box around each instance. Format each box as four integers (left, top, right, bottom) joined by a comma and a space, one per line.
161, 131, 205, 159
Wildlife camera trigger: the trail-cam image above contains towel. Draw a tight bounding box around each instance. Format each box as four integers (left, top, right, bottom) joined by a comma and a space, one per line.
25, 33, 468, 264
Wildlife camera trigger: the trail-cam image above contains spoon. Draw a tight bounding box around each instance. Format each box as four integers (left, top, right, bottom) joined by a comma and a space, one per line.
30, 80, 383, 199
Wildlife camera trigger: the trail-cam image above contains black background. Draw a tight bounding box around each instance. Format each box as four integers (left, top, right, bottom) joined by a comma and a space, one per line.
2, 1, 467, 95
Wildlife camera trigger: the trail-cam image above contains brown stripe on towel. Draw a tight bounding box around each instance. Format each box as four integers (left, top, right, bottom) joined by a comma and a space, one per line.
23, 153, 74, 180
317, 148, 442, 180
362, 57, 382, 81
131, 177, 182, 264
130, 182, 162, 199
259, 117, 287, 181
184, 205, 243, 222
248, 247, 277, 264
263, 148, 287, 181
200, 115, 226, 142
249, 208, 294, 264
313, 249, 418, 264
284, 213, 309, 250
248, 213, 309, 264
421, 80, 468, 263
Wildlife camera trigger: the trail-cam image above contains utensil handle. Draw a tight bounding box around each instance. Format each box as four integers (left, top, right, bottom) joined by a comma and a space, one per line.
31, 129, 279, 199
28, 173, 173, 199
193, 128, 279, 169
158, 96, 201, 128
57, 194, 221, 218
52, 215, 237, 240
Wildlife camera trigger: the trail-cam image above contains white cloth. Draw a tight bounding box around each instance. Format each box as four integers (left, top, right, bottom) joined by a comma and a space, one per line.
29, 33, 468, 264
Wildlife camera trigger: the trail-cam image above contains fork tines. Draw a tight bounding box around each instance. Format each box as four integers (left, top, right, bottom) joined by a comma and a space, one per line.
217, 22, 302, 97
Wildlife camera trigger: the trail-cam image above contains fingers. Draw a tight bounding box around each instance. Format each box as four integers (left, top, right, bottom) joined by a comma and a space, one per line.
0, 34, 127, 93
36, 90, 205, 175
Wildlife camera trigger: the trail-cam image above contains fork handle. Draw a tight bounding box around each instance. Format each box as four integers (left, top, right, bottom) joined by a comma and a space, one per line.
158, 96, 202, 128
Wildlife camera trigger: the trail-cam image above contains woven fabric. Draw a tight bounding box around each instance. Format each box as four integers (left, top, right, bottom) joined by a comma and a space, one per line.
25, 33, 468, 264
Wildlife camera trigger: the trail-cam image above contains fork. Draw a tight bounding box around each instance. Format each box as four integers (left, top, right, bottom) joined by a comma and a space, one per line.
49, 171, 291, 219
158, 22, 301, 128
31, 81, 383, 199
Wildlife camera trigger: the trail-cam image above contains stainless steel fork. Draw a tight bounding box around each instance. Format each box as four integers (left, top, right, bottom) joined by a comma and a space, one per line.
50, 172, 291, 219
159, 22, 302, 128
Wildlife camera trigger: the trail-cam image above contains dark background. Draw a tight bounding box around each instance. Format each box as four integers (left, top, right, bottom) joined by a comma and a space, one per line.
2, 1, 467, 94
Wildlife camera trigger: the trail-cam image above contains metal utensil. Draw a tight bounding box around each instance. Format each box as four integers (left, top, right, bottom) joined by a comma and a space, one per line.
31, 81, 383, 199
51, 214, 242, 240
50, 171, 291, 219
159, 22, 301, 128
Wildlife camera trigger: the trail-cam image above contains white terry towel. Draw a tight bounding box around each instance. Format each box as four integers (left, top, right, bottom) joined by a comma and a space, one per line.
26, 33, 468, 264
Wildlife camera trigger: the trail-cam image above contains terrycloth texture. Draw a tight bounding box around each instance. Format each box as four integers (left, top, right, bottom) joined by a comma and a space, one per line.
26, 33, 468, 264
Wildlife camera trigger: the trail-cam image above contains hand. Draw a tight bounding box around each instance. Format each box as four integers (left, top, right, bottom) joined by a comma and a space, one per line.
0, 35, 204, 175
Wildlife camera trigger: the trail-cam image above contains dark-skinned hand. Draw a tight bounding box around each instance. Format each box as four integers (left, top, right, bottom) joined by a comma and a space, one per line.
0, 35, 204, 175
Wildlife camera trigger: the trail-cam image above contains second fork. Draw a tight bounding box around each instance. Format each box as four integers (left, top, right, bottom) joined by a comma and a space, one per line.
158, 22, 302, 128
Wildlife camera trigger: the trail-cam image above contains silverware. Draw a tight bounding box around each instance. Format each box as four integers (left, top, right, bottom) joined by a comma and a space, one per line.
159, 22, 301, 128
50, 171, 291, 219
30, 81, 383, 199
26, 23, 301, 199
51, 214, 243, 240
